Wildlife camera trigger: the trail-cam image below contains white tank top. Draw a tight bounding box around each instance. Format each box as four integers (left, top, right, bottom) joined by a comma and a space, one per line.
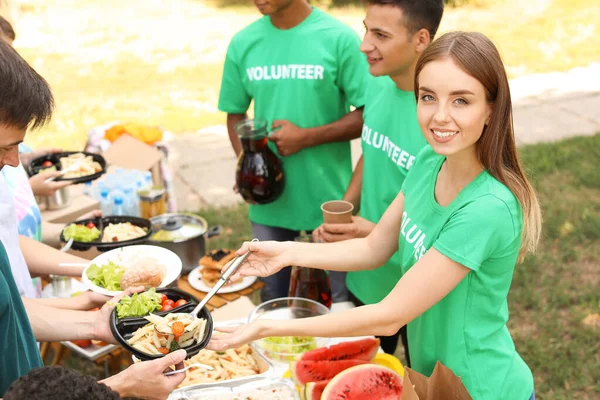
0, 173, 36, 298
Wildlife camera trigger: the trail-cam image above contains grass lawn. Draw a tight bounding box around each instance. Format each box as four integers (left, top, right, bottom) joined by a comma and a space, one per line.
12, 0, 600, 150
197, 134, 600, 399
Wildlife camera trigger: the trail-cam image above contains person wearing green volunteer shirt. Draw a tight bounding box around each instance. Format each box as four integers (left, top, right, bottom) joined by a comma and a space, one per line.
209, 32, 542, 400
218, 0, 370, 302
0, 39, 190, 400
312, 0, 444, 361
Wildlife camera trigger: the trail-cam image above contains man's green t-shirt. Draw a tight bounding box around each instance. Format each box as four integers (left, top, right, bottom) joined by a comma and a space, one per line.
398, 146, 533, 399
218, 7, 370, 230
346, 76, 426, 304
0, 241, 43, 396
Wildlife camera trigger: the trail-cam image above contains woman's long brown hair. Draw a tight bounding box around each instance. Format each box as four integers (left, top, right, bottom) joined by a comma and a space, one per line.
414, 31, 542, 260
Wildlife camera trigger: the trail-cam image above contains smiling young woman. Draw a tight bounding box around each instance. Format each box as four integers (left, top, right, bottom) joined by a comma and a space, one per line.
209, 31, 541, 400
415, 31, 542, 260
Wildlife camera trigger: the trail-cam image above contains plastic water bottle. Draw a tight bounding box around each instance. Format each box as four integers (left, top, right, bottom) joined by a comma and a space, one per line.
82, 181, 93, 197
142, 171, 153, 190
112, 195, 125, 216
95, 180, 107, 201
100, 188, 112, 216
123, 186, 139, 216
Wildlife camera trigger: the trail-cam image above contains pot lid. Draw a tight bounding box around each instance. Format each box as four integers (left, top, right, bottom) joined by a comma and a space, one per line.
150, 213, 207, 242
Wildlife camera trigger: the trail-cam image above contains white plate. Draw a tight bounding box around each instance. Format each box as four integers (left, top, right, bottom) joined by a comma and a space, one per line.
82, 245, 182, 296
187, 265, 257, 294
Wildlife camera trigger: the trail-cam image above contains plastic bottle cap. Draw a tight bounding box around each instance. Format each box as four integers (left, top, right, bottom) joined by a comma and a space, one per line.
114, 196, 123, 205
100, 189, 109, 198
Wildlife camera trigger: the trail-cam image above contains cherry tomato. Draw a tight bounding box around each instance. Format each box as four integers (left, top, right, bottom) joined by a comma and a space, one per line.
86, 222, 96, 229
174, 299, 187, 308
161, 304, 174, 312
71, 339, 92, 348
42, 160, 53, 167
159, 294, 168, 304
162, 299, 175, 308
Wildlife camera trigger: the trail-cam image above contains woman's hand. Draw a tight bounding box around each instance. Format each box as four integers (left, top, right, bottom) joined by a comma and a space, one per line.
101, 349, 187, 400
227, 240, 293, 282
76, 210, 102, 221
206, 323, 263, 352
29, 170, 71, 197
79, 290, 112, 310
93, 286, 144, 344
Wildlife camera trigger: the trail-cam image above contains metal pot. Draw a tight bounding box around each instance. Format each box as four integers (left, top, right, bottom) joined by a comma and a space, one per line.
36, 186, 72, 211
148, 213, 221, 274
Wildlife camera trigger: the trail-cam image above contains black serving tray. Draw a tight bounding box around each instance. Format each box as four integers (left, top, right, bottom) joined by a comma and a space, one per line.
110, 299, 213, 361
60, 215, 152, 252
28, 151, 106, 184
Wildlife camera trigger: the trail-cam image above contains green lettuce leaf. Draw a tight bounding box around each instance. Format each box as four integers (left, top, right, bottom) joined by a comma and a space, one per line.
63, 223, 101, 242
86, 261, 125, 291
116, 288, 162, 318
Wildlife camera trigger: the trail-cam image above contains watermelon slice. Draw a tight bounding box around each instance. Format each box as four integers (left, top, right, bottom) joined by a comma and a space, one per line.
299, 338, 380, 362
322, 364, 403, 400
291, 359, 369, 385
304, 380, 331, 400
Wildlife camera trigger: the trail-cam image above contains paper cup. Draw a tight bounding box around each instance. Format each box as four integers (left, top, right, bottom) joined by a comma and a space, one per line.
321, 200, 354, 224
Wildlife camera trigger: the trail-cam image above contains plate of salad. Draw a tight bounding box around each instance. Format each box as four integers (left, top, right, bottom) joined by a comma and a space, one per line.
82, 245, 182, 296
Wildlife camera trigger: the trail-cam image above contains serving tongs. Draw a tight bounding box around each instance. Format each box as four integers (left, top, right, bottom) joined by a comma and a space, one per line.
188, 238, 258, 322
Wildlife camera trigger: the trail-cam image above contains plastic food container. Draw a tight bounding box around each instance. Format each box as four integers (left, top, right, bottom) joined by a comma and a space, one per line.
248, 297, 330, 363
169, 378, 299, 400
28, 151, 106, 184
110, 301, 213, 362
60, 215, 152, 252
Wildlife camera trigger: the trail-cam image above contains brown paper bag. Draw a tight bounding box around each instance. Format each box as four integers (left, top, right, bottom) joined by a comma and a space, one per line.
401, 361, 472, 400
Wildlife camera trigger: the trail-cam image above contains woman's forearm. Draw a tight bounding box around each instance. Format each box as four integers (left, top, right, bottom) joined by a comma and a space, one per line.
285, 190, 405, 272
22, 298, 98, 342
31, 295, 90, 311
287, 238, 386, 272
19, 235, 87, 277
257, 302, 400, 338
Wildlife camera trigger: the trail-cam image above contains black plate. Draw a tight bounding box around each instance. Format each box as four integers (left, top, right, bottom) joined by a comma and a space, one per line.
28, 151, 106, 184
60, 216, 152, 252
110, 301, 213, 361
115, 288, 199, 322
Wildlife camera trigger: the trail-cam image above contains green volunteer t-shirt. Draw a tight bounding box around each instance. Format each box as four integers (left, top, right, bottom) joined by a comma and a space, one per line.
218, 7, 370, 230
0, 241, 43, 396
398, 145, 533, 399
346, 76, 426, 304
